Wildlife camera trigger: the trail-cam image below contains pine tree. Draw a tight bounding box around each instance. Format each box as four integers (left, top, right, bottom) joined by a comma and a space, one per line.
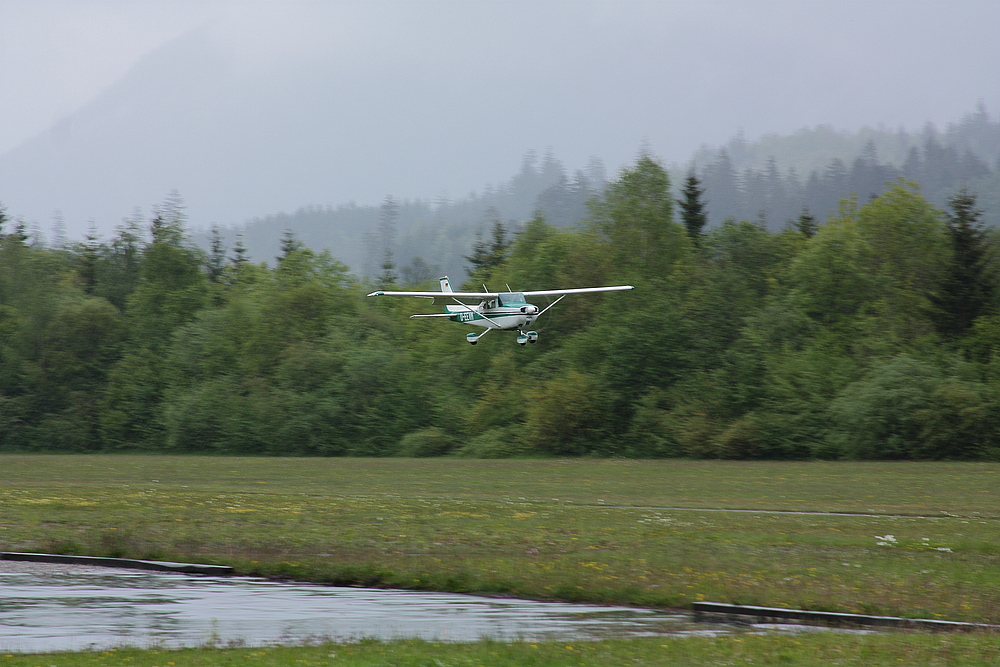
676, 173, 708, 243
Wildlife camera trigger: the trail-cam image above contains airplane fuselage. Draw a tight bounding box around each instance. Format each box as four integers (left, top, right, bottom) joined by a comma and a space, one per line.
446, 292, 538, 330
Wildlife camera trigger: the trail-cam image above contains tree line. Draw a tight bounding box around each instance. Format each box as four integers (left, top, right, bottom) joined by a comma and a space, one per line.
692, 106, 1000, 230
207, 109, 1000, 296
1, 156, 999, 459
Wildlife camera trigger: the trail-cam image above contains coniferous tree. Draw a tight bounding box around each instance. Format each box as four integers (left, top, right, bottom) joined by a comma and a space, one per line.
279, 229, 304, 261
795, 207, 818, 237
465, 209, 511, 276
377, 196, 399, 286
677, 173, 708, 244
935, 188, 992, 338
207, 225, 226, 283
230, 234, 249, 268
700, 149, 739, 224
77, 225, 101, 295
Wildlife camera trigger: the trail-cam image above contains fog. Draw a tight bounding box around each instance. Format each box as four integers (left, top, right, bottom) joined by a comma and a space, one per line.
1, 0, 998, 237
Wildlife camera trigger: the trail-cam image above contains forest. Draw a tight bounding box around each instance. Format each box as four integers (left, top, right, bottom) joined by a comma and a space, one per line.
1, 153, 999, 460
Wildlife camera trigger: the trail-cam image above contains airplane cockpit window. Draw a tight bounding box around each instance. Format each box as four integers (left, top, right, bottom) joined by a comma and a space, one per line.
498, 292, 525, 306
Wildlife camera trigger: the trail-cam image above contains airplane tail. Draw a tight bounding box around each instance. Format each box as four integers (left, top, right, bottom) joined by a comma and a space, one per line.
439, 276, 453, 293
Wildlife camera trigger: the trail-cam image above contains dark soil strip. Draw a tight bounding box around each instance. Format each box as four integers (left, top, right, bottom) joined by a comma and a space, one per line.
694, 601, 1000, 631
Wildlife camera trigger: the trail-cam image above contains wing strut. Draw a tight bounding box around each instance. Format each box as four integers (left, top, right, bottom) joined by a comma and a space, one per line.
450, 297, 504, 328
535, 294, 566, 318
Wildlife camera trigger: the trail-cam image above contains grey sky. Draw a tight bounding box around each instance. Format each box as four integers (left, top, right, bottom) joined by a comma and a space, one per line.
1, 0, 998, 235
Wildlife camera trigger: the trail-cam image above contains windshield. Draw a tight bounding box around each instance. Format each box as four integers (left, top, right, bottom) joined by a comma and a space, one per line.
497, 292, 526, 306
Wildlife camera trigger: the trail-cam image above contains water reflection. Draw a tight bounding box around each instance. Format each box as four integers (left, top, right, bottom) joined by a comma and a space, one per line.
0, 569, 708, 652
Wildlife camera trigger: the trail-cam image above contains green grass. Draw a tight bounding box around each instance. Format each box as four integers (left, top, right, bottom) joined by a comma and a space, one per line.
3, 635, 1000, 667
2, 456, 999, 626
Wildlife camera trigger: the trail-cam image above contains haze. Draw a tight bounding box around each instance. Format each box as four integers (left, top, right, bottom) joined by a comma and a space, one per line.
1, 0, 998, 238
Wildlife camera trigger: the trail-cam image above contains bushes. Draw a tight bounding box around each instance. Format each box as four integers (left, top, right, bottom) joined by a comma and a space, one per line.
826, 355, 1000, 460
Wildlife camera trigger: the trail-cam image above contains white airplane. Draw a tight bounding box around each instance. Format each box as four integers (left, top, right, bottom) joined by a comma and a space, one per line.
367, 276, 634, 345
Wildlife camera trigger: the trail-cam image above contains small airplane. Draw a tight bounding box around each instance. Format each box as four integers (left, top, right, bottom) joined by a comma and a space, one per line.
367, 276, 634, 345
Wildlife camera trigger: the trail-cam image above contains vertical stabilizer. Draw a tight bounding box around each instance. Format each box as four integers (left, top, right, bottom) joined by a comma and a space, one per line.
439, 276, 453, 293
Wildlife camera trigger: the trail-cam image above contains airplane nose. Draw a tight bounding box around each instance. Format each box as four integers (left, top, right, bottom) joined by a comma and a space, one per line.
520, 305, 539, 315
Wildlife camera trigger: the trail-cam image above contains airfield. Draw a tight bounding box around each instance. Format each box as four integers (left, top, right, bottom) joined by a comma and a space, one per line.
1, 456, 999, 665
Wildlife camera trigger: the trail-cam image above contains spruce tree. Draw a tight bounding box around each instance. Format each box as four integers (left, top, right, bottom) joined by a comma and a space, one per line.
795, 207, 818, 237
230, 234, 249, 268
207, 225, 226, 283
677, 173, 708, 243
464, 216, 511, 275
377, 196, 399, 286
279, 229, 304, 261
935, 188, 992, 338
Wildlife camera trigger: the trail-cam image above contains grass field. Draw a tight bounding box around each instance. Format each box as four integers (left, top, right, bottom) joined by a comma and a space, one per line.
2, 456, 1000, 664
3, 634, 1000, 667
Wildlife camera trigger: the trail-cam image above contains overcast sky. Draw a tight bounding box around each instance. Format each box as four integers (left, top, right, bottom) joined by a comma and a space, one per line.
2, 0, 999, 234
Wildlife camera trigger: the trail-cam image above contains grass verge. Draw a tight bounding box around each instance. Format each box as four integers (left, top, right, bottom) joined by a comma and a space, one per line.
3, 635, 1000, 667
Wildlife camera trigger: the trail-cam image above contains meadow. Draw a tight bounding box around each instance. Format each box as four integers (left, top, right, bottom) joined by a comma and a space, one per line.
2, 456, 1000, 664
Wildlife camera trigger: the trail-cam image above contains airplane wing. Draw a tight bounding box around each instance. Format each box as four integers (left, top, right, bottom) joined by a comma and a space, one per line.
367, 290, 496, 298
367, 286, 634, 298
521, 285, 634, 296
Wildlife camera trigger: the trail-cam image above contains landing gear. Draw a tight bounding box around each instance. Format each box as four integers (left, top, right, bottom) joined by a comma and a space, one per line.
466, 332, 480, 345
515, 330, 538, 346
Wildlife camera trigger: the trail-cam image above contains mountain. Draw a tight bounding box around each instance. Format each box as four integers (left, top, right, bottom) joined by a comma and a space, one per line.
0, 4, 682, 239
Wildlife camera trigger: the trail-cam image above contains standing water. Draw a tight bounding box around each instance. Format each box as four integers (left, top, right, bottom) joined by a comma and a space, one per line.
0, 562, 710, 652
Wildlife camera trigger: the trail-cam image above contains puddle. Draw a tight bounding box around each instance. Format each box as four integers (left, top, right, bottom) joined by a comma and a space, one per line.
0, 569, 717, 652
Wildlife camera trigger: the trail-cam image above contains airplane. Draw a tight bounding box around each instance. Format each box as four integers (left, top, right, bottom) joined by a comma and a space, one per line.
367, 276, 634, 345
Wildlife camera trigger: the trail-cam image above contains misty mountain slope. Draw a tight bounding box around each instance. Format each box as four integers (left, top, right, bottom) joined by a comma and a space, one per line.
201, 108, 999, 281
2, 1, 996, 278
690, 105, 1000, 176
689, 108, 1000, 229
0, 4, 681, 237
